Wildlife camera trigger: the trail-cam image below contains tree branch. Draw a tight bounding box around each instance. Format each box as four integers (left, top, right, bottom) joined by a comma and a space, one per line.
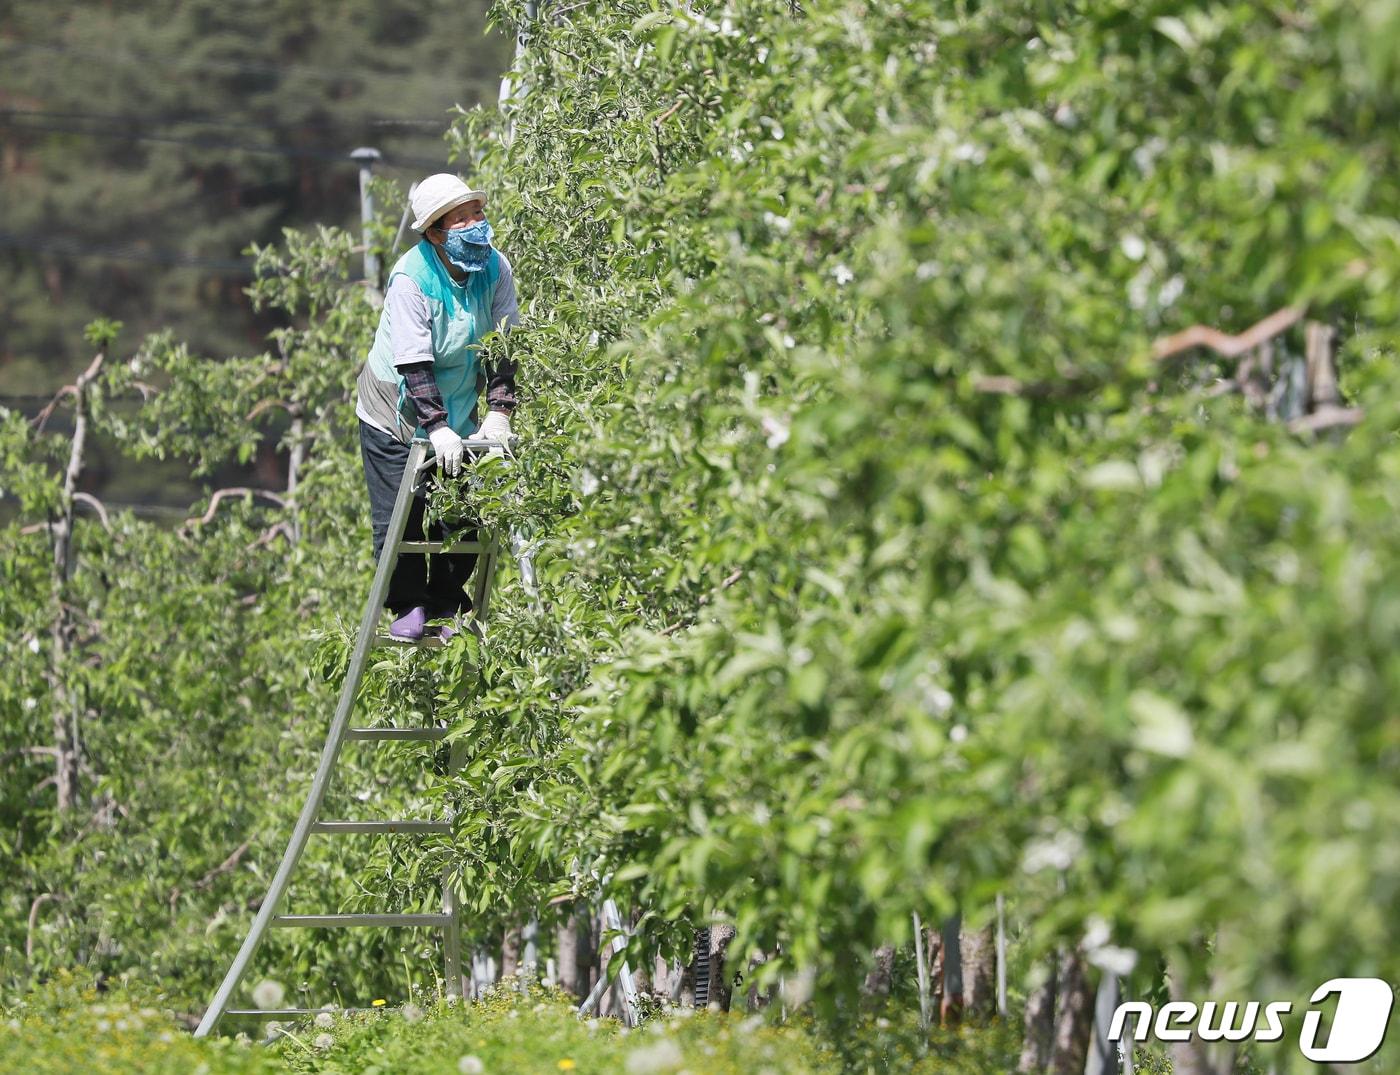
27, 892, 66, 964
246, 398, 296, 422
1153, 305, 1304, 362
182, 488, 288, 531
72, 492, 111, 531
169, 841, 250, 911
1288, 405, 1365, 435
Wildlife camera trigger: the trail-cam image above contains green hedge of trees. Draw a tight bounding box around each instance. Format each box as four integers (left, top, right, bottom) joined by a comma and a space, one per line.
4, 1, 1399, 1069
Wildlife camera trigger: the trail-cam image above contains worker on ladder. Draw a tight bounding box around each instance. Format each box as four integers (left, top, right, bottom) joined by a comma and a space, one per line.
354, 173, 521, 642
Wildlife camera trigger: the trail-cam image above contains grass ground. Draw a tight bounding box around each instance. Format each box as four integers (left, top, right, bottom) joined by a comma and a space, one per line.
1, 971, 1025, 1074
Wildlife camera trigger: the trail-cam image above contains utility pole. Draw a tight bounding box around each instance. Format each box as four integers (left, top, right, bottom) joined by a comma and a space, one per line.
350, 146, 382, 306
497, 1, 540, 145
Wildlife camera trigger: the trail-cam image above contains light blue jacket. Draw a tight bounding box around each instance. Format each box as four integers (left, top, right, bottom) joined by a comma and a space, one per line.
361, 239, 502, 438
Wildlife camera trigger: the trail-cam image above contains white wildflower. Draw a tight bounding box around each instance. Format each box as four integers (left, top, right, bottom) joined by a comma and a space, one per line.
952, 141, 985, 164
761, 415, 789, 449
1158, 274, 1185, 308
1127, 265, 1153, 311
579, 469, 600, 496
458, 1057, 486, 1075
1132, 137, 1167, 176
1084, 916, 1138, 976
401, 1003, 424, 1024
762, 211, 792, 235
251, 979, 285, 1011
1054, 102, 1078, 127
1090, 945, 1139, 977
1120, 234, 1147, 262
915, 261, 942, 281
832, 263, 854, 286
314, 1012, 334, 1029
782, 334, 795, 349
1022, 830, 1084, 873
23, 698, 36, 711
28, 637, 40, 654
949, 724, 969, 743
315, 1033, 334, 1050
625, 1038, 685, 1073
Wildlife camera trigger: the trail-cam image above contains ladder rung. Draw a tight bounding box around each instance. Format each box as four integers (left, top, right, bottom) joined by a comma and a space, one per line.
272, 913, 453, 928
374, 633, 446, 650
396, 541, 485, 555
227, 1007, 379, 1017
312, 820, 450, 834
346, 727, 449, 742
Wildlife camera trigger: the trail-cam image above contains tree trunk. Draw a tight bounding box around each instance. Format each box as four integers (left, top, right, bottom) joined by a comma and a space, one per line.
48, 350, 104, 813
940, 914, 964, 1026
501, 923, 522, 978
286, 409, 305, 544
1018, 953, 1058, 1074
1167, 957, 1233, 1075
707, 924, 736, 1010
962, 923, 998, 1021
863, 944, 896, 997
556, 912, 583, 998
1049, 946, 1094, 1075
926, 922, 944, 1014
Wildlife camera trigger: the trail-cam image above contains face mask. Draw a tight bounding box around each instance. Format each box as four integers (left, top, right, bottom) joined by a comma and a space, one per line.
440, 218, 494, 273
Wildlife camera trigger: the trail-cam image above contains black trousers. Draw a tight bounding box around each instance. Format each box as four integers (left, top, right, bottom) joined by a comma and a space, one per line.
359, 419, 478, 618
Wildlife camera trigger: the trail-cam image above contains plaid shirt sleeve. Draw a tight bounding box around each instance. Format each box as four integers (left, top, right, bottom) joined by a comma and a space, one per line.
485, 251, 521, 413
399, 361, 449, 434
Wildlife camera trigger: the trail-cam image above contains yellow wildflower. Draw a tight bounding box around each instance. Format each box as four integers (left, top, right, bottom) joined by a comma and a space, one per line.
371, 999, 387, 1008
558, 1061, 576, 1071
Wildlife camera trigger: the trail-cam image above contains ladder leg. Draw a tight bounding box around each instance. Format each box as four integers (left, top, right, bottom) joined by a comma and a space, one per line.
195, 440, 430, 1037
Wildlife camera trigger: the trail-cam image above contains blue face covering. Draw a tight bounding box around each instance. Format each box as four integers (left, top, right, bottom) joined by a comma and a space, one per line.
440, 219, 493, 273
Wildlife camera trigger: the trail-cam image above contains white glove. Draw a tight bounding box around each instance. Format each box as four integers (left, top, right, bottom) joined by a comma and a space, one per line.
468, 409, 512, 451
429, 426, 465, 477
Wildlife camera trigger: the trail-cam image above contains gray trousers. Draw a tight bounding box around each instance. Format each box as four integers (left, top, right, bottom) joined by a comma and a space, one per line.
359, 419, 478, 617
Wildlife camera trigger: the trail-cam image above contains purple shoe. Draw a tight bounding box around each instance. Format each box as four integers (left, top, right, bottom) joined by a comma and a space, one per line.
389, 606, 428, 641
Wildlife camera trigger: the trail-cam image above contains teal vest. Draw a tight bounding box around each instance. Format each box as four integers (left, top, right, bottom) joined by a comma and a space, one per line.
366, 239, 500, 438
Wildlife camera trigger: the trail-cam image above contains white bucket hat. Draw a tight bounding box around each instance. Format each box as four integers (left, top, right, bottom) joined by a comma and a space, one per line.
410, 173, 488, 232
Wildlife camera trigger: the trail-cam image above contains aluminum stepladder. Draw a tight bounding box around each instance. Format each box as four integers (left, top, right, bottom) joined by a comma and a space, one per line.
195, 437, 524, 1037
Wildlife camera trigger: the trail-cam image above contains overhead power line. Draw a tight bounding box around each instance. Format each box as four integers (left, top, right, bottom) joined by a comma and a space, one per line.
0, 108, 448, 134
0, 36, 375, 83
0, 116, 448, 170
0, 230, 255, 273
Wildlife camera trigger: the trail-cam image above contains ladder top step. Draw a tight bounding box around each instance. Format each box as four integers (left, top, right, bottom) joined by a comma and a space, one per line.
273, 913, 453, 928
346, 727, 449, 741
227, 1007, 381, 1017
312, 820, 450, 834
374, 633, 446, 650
396, 541, 485, 555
